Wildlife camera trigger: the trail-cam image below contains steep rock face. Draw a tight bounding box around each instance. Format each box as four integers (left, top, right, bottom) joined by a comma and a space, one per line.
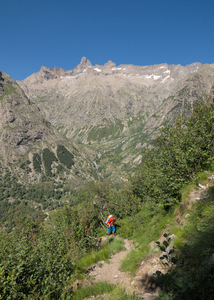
0, 71, 96, 183
18, 59, 214, 179
0, 71, 56, 163
18, 58, 202, 143
145, 64, 214, 137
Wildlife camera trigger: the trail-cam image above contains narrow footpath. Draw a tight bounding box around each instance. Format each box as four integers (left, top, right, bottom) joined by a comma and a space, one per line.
88, 238, 133, 292
84, 181, 211, 300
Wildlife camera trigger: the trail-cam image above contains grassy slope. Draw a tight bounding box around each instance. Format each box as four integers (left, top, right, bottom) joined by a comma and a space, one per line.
70, 169, 214, 299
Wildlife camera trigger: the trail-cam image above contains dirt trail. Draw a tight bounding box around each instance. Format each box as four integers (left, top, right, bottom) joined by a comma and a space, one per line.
88, 238, 134, 293
86, 183, 212, 299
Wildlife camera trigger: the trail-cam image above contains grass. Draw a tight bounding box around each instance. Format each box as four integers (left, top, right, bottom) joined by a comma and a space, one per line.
72, 282, 139, 300
155, 185, 214, 300
118, 204, 176, 275
74, 237, 125, 277
118, 177, 214, 276
72, 282, 114, 300
72, 169, 214, 299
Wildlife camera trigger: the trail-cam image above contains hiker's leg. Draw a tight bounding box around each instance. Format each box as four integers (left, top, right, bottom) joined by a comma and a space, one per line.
112, 224, 115, 233
106, 226, 111, 236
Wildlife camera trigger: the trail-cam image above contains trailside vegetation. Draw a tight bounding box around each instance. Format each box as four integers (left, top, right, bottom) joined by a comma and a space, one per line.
0, 202, 99, 299
0, 98, 214, 299
155, 187, 214, 300
130, 99, 214, 208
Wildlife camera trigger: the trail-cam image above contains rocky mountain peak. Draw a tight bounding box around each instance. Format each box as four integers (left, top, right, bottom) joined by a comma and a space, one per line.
104, 60, 116, 69
39, 66, 59, 80
74, 57, 92, 73
53, 67, 65, 77
40, 66, 52, 72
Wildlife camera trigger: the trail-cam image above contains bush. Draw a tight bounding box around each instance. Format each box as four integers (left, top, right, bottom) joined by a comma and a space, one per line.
156, 192, 214, 300
131, 99, 214, 208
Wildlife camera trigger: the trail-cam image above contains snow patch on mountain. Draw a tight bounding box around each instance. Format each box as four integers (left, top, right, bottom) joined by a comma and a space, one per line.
144, 74, 161, 80
161, 75, 171, 83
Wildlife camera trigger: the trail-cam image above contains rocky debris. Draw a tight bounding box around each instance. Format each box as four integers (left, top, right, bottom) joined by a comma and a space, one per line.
88, 238, 133, 293
139, 293, 158, 300
88, 237, 165, 297
148, 241, 159, 253
198, 183, 208, 189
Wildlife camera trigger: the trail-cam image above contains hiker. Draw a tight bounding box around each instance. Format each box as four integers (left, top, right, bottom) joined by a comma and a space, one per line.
106, 215, 116, 236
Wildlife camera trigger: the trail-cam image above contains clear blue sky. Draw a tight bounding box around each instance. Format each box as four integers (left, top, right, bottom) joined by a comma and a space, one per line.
1, 0, 214, 81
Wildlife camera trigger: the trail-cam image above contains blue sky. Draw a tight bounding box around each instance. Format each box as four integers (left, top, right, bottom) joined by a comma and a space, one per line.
1, 0, 214, 81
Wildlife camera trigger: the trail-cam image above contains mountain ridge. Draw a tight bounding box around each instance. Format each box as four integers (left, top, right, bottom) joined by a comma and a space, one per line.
17, 58, 202, 141
17, 59, 214, 178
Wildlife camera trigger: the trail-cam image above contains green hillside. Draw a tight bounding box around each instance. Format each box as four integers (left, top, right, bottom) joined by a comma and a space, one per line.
1, 97, 214, 299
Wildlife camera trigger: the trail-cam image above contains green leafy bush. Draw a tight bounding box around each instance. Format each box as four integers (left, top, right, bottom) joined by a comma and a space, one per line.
156, 191, 214, 300
0, 201, 99, 299
131, 99, 214, 208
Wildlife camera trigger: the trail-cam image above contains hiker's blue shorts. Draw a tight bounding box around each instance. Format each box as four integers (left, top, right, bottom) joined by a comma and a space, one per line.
107, 224, 115, 233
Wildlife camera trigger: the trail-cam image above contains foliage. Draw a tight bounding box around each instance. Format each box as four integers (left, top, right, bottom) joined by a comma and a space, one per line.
72, 282, 139, 300
33, 153, 42, 173
91, 180, 141, 224
155, 189, 214, 300
72, 282, 115, 300
130, 99, 214, 208
0, 201, 99, 299
57, 145, 74, 169
87, 119, 124, 143
42, 148, 58, 176
1, 97, 214, 299
120, 203, 175, 275
75, 237, 125, 276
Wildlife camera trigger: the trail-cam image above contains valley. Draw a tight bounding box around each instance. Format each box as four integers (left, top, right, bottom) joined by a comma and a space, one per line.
1, 60, 214, 299
18, 59, 214, 178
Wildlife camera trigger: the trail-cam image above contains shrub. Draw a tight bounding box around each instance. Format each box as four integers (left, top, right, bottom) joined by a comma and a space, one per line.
131, 99, 214, 208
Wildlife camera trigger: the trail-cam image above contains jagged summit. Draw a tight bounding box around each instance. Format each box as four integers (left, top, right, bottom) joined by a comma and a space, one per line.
79, 56, 92, 67
73, 57, 92, 73
104, 60, 116, 68
17, 61, 208, 142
